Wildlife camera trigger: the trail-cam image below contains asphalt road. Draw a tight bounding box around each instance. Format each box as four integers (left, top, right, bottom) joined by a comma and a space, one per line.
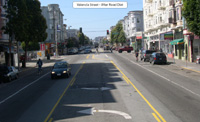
0, 49, 200, 122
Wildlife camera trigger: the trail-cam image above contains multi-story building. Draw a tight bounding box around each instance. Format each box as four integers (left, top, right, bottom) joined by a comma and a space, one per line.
144, 0, 172, 52
0, 0, 16, 66
123, 11, 144, 50
143, 0, 186, 60
66, 29, 79, 40
41, 4, 64, 55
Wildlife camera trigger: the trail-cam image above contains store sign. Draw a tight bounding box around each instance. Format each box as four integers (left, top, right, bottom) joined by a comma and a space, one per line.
136, 36, 142, 39
40, 44, 45, 51
164, 33, 173, 40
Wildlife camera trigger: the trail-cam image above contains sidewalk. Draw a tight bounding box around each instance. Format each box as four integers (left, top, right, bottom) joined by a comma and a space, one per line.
19, 56, 66, 73
167, 56, 200, 73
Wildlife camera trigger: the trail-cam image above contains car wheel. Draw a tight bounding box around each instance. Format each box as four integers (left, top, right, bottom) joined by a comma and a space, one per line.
119, 50, 122, 53
51, 76, 55, 79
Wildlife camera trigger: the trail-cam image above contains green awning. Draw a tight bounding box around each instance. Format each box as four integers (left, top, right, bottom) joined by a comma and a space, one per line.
170, 38, 184, 45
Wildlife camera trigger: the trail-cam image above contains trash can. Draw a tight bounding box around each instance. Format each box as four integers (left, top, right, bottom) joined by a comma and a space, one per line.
47, 54, 50, 60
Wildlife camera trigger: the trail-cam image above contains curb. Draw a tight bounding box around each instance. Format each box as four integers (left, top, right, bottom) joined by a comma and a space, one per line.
180, 67, 200, 74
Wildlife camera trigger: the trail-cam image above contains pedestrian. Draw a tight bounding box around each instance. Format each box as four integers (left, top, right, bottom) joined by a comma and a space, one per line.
135, 49, 139, 62
37, 58, 43, 74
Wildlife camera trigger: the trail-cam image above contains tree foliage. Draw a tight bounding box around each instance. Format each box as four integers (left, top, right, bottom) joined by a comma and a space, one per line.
3, 0, 47, 67
183, 0, 200, 36
78, 32, 85, 46
110, 22, 126, 45
67, 37, 78, 48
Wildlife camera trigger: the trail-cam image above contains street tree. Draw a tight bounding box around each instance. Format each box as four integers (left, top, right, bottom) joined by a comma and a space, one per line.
182, 0, 200, 36
23, 0, 47, 67
3, 0, 28, 66
110, 22, 126, 46
78, 32, 85, 46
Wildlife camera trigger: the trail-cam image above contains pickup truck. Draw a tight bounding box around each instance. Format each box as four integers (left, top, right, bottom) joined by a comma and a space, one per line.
118, 46, 133, 53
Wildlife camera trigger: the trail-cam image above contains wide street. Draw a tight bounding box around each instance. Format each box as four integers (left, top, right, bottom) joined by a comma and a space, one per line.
0, 49, 200, 122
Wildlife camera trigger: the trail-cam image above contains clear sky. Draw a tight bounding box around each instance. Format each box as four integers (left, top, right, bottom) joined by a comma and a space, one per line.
40, 0, 143, 39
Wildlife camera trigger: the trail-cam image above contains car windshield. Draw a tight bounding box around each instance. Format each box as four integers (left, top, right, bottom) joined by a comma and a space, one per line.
54, 62, 68, 69
146, 50, 155, 54
156, 53, 166, 57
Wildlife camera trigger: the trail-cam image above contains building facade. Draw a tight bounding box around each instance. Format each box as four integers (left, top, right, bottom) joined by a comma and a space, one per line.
41, 4, 64, 55
123, 11, 144, 51
143, 0, 186, 61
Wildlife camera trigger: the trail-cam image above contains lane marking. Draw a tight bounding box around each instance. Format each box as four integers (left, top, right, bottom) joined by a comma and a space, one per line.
105, 54, 108, 58
78, 108, 132, 119
152, 113, 161, 122
111, 61, 166, 122
116, 53, 200, 98
86, 55, 90, 59
0, 72, 50, 105
92, 54, 110, 61
48, 118, 53, 122
122, 76, 130, 84
44, 62, 85, 122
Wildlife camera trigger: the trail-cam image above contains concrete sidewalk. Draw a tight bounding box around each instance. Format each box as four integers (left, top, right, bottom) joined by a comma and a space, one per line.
167, 56, 200, 73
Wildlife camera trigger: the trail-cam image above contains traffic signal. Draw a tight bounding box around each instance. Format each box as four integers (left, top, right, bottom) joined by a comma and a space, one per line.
107, 30, 109, 35
80, 27, 82, 33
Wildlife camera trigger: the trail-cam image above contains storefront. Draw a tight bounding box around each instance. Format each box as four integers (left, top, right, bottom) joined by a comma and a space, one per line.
149, 35, 159, 51
160, 32, 173, 56
192, 36, 200, 62
170, 38, 184, 60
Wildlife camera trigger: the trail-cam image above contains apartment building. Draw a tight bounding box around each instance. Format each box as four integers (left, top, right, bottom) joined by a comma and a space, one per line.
41, 4, 64, 55
143, 0, 186, 60
123, 11, 143, 50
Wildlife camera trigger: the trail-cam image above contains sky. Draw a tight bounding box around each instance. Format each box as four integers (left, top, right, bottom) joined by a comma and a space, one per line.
40, 0, 143, 39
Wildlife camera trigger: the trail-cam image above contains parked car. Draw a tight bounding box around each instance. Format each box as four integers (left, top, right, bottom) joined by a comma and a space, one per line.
118, 46, 133, 53
149, 52, 167, 65
0, 66, 19, 82
140, 50, 156, 62
51, 61, 71, 79
68, 48, 78, 55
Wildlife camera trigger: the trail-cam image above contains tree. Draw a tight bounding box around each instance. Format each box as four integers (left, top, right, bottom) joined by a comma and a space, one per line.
78, 32, 85, 46
67, 37, 78, 48
183, 0, 200, 36
22, 41, 40, 51
3, 0, 47, 67
110, 22, 126, 46
3, 0, 28, 66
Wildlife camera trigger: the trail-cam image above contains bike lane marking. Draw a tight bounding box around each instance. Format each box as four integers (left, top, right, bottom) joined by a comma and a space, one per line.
0, 72, 50, 105
116, 53, 200, 98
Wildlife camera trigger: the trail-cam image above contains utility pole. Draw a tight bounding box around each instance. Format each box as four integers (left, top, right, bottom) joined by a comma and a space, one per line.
53, 6, 58, 58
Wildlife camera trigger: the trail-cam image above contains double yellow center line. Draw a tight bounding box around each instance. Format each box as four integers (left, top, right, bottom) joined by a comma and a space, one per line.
110, 61, 166, 122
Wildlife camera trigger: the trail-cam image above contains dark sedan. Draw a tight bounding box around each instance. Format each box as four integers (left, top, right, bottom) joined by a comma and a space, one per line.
51, 61, 71, 79
150, 52, 167, 65
0, 66, 19, 82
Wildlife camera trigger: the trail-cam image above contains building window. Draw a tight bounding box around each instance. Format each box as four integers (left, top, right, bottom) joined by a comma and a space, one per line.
51, 34, 54, 39
137, 18, 140, 23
